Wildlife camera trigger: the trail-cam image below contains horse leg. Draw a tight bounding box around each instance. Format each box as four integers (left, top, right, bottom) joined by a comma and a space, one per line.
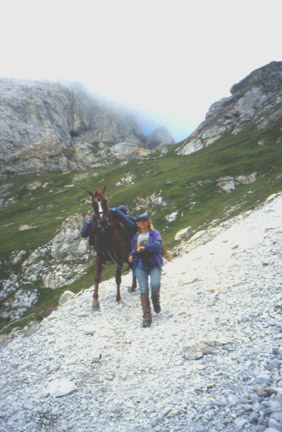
115, 265, 122, 303
93, 257, 103, 311
128, 272, 137, 293
133, 274, 137, 290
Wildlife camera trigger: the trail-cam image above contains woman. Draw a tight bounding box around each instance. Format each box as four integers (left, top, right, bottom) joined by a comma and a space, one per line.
128, 214, 163, 328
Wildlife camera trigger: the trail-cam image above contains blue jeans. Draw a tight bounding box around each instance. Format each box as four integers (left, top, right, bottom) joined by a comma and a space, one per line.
135, 259, 161, 296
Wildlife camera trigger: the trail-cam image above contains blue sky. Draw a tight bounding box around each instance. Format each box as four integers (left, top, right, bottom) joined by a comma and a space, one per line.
0, 0, 281, 142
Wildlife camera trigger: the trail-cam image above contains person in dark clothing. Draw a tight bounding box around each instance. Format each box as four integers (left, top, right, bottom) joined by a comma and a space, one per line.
128, 214, 163, 328
111, 206, 137, 237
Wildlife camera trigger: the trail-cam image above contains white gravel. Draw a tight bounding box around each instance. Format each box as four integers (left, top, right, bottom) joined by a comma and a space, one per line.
0, 192, 281, 432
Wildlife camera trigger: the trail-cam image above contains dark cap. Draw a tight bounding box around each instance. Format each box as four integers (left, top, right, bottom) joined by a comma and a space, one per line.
136, 214, 149, 221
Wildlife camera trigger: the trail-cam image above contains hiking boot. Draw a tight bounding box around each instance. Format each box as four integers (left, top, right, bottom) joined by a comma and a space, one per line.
140, 295, 152, 328
151, 291, 161, 314
142, 319, 151, 328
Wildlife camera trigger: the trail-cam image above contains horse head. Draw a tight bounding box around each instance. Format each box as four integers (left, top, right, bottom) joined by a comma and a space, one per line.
88, 186, 110, 231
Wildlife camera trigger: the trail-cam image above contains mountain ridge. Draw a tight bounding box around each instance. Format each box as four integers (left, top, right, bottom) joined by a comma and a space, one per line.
0, 79, 175, 178
177, 61, 282, 155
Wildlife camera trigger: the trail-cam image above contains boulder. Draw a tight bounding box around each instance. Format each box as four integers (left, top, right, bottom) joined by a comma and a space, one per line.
217, 173, 257, 193
50, 214, 89, 262
174, 226, 192, 241
59, 290, 75, 306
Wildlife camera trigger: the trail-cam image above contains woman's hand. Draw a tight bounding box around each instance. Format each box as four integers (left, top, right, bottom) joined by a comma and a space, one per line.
128, 255, 135, 263
136, 246, 145, 253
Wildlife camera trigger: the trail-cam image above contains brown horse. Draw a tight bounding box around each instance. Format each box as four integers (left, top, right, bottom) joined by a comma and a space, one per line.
87, 186, 137, 311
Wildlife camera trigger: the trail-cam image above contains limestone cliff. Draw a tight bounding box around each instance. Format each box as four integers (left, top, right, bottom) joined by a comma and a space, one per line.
177, 61, 282, 155
0, 79, 174, 178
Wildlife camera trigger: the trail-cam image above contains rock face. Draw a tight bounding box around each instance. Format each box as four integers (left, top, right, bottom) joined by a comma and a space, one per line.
146, 126, 175, 149
177, 61, 282, 155
0, 79, 174, 178
20, 213, 92, 290
0, 213, 93, 323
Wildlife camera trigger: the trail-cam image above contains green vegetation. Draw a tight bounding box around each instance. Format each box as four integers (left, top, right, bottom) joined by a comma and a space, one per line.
0, 120, 281, 332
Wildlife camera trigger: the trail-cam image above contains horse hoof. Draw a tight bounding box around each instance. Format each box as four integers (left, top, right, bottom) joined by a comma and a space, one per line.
92, 302, 101, 312
127, 286, 136, 293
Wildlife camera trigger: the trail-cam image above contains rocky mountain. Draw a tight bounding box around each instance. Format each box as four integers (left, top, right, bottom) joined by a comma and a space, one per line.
177, 61, 282, 155
0, 61, 281, 334
0, 79, 174, 178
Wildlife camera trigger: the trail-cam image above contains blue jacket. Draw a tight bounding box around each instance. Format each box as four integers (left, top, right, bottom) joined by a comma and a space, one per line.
129, 229, 163, 272
81, 219, 92, 238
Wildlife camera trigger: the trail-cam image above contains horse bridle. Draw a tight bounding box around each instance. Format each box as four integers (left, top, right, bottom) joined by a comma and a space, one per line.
92, 196, 110, 231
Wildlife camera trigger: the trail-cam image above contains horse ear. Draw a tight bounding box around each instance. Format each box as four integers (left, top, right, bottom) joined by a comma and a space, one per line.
87, 190, 93, 197
102, 185, 107, 194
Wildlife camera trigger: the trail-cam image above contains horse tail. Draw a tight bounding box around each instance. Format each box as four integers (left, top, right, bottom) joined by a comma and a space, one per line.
162, 246, 172, 261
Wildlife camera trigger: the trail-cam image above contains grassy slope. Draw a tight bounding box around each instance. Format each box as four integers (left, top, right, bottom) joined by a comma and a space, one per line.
0, 121, 281, 331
